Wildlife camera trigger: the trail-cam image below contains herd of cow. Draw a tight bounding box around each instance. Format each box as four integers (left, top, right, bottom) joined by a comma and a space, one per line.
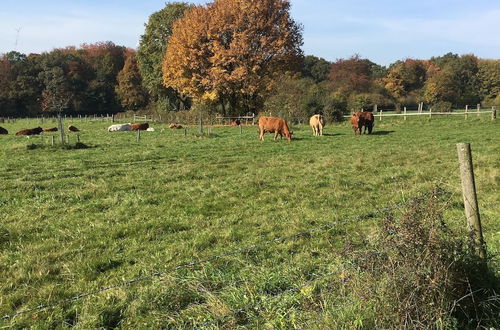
0, 111, 375, 140
257, 111, 374, 141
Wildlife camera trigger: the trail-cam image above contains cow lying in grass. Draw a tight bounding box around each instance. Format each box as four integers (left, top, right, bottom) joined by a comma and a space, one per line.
131, 123, 149, 131
108, 123, 131, 132
16, 127, 43, 135
258, 116, 293, 141
0, 126, 8, 134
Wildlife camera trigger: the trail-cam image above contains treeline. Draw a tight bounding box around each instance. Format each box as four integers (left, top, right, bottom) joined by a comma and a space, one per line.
1, 0, 499, 119
0, 42, 146, 117
267, 53, 500, 121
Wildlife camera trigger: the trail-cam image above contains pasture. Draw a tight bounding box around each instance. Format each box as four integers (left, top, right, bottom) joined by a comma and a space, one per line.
0, 116, 498, 328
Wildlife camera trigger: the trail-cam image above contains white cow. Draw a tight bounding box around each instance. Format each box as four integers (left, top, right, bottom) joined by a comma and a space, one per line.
309, 114, 326, 136
107, 123, 132, 132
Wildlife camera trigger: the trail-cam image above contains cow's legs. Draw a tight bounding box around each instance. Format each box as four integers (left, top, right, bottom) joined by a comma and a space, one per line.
274, 132, 278, 141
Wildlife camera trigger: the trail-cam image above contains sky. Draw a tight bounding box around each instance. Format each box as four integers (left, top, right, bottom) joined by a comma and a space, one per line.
0, 0, 499, 66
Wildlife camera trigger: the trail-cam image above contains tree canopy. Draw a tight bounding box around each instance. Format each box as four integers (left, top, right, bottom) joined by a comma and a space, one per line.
162, 0, 303, 115
137, 2, 191, 110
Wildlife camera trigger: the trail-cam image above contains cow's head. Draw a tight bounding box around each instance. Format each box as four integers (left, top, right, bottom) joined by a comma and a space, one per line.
286, 131, 293, 141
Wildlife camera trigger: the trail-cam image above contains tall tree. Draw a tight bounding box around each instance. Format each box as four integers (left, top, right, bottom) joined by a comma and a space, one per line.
116, 51, 148, 110
163, 0, 303, 115
137, 2, 191, 110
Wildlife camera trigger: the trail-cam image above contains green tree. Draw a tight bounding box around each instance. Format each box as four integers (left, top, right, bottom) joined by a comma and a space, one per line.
137, 2, 191, 111
301, 55, 331, 83
477, 59, 500, 105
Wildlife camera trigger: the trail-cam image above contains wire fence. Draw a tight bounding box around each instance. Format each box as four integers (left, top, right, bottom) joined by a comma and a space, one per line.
0, 190, 444, 322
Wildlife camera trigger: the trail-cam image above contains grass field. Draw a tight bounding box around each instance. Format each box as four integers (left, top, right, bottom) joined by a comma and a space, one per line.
0, 116, 498, 328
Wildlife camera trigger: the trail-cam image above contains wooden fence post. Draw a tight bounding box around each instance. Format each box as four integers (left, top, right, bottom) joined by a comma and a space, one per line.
429, 107, 432, 120
184, 127, 187, 136
477, 104, 480, 117
456, 143, 487, 259
57, 115, 65, 145
465, 105, 468, 120
404, 106, 407, 121
379, 109, 383, 121
51, 136, 55, 146
492, 106, 496, 120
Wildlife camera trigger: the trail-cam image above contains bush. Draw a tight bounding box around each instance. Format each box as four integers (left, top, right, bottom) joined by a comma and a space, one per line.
344, 191, 499, 329
432, 101, 453, 112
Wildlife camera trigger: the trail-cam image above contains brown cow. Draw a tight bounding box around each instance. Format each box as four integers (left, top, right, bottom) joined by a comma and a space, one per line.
68, 125, 80, 132
16, 127, 43, 135
43, 127, 58, 132
258, 116, 292, 141
309, 114, 326, 136
0, 126, 8, 134
131, 123, 149, 131
169, 124, 183, 129
351, 112, 365, 136
230, 119, 241, 126
359, 111, 374, 134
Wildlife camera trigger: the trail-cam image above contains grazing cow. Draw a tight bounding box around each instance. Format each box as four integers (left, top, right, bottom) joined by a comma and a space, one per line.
0, 126, 8, 135
309, 114, 326, 136
131, 123, 149, 131
169, 124, 183, 129
16, 127, 43, 136
258, 116, 293, 141
68, 125, 79, 132
108, 123, 132, 132
43, 127, 58, 132
351, 112, 365, 136
359, 112, 374, 134
230, 119, 241, 126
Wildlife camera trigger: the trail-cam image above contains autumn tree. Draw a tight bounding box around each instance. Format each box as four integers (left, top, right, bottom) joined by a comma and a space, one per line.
163, 0, 303, 115
116, 51, 148, 110
424, 53, 480, 107
383, 58, 427, 109
329, 55, 372, 94
137, 2, 191, 110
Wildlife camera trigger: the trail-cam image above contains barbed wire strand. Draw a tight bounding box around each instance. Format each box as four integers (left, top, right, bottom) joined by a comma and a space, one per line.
0, 190, 442, 322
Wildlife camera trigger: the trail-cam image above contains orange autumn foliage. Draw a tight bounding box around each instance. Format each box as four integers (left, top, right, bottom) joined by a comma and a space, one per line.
162, 0, 303, 112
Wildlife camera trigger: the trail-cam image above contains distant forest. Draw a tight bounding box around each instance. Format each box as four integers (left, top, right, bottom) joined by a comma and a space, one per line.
1, 2, 499, 119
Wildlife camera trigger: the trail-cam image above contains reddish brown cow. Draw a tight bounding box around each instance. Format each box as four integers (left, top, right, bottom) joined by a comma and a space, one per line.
258, 116, 292, 141
131, 123, 149, 131
230, 119, 241, 126
68, 125, 80, 132
16, 127, 43, 135
169, 124, 183, 129
0, 126, 8, 134
351, 112, 365, 135
43, 127, 58, 132
359, 112, 374, 134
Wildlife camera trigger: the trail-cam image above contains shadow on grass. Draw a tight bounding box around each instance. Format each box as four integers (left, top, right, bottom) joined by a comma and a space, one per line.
322, 133, 344, 137
370, 130, 395, 135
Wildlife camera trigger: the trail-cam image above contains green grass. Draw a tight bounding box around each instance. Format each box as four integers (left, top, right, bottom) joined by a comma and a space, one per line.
0, 116, 498, 328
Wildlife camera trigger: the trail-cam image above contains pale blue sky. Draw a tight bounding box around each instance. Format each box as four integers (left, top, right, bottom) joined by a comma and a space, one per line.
1, 0, 499, 65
